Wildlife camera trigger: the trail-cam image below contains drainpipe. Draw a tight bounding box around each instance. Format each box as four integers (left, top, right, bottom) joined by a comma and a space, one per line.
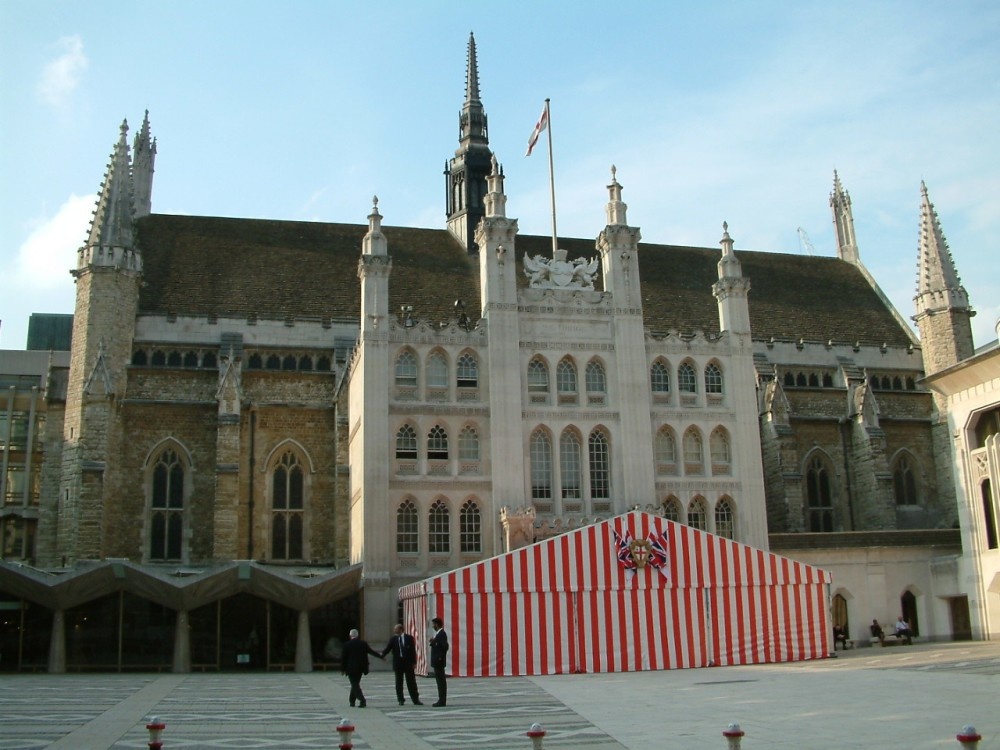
248, 409, 256, 559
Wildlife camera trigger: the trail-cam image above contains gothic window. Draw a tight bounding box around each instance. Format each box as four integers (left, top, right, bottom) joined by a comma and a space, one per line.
661, 496, 681, 523
458, 425, 480, 461
317, 355, 332, 371
892, 376, 903, 390
905, 377, 916, 390
655, 427, 677, 474
530, 429, 553, 501
796, 373, 807, 387
167, 351, 182, 367
395, 350, 418, 387
150, 447, 185, 562
710, 428, 731, 475
457, 353, 479, 388
683, 428, 704, 475
823, 373, 834, 388
427, 352, 448, 389
784, 372, 794, 387
266, 354, 281, 370
151, 350, 166, 366
870, 375, 879, 389
427, 425, 449, 460
651, 360, 670, 393
687, 497, 707, 531
395, 425, 418, 459
705, 363, 723, 394
248, 353, 262, 369
585, 360, 607, 394
282, 355, 296, 371
132, 350, 148, 366
556, 359, 578, 394
560, 430, 582, 499
678, 362, 697, 393
806, 455, 834, 532
460, 500, 482, 553
715, 497, 735, 539
892, 454, 919, 506
396, 499, 418, 553
183, 351, 198, 368
983, 480, 998, 550
881, 376, 891, 390
429, 499, 450, 553
527, 358, 549, 394
588, 429, 610, 500
271, 450, 305, 560
299, 355, 313, 371
203, 352, 217, 368
808, 373, 819, 387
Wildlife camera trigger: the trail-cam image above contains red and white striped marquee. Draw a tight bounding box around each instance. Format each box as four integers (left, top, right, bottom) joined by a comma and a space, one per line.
400, 511, 832, 676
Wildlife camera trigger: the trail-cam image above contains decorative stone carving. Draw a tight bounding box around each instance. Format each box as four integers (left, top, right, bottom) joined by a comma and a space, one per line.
523, 248, 599, 289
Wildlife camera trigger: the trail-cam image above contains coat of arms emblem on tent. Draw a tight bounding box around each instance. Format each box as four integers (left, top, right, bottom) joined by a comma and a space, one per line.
612, 528, 669, 579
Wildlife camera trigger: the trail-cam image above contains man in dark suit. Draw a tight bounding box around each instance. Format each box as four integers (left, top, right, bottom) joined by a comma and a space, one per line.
429, 617, 449, 707
380, 624, 422, 706
341, 628, 380, 708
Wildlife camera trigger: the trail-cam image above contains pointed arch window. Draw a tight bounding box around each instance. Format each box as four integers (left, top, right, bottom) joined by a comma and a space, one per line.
715, 497, 735, 539
892, 454, 919, 506
397, 499, 419, 553
271, 450, 305, 560
530, 429, 553, 501
427, 352, 448, 389
427, 425, 449, 460
429, 500, 450, 553
710, 428, 731, 475
150, 448, 185, 562
687, 497, 707, 531
683, 428, 704, 475
588, 429, 610, 500
585, 360, 607, 394
651, 361, 670, 393
458, 425, 480, 461
678, 362, 697, 393
460, 500, 482, 553
655, 427, 677, 475
527, 358, 549, 394
705, 363, 723, 394
457, 353, 479, 389
395, 350, 418, 387
661, 496, 681, 523
806, 455, 834, 532
557, 359, 577, 393
395, 425, 418, 459
560, 431, 582, 500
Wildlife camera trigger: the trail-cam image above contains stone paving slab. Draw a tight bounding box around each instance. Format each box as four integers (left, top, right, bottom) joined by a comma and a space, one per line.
0, 642, 997, 749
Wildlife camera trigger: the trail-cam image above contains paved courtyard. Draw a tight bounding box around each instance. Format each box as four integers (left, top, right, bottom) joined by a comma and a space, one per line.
1, 641, 998, 749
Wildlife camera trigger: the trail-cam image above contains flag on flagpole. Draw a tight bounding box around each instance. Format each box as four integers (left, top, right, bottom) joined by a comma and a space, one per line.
525, 103, 549, 156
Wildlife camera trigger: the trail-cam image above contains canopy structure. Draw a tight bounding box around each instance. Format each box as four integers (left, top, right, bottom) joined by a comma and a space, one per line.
400, 511, 832, 676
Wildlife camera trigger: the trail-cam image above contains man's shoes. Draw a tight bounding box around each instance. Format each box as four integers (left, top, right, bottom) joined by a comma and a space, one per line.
413, 700, 423, 705
432, 702, 445, 707
349, 703, 356, 708
359, 702, 367, 708
398, 700, 405, 705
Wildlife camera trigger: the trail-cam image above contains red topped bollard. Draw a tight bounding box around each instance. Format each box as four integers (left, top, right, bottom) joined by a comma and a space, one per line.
145, 716, 165, 750
527, 722, 546, 749
723, 721, 745, 749
956, 725, 982, 749
337, 717, 356, 749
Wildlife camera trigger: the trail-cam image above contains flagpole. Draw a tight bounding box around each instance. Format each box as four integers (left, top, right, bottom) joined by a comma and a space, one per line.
544, 99, 558, 257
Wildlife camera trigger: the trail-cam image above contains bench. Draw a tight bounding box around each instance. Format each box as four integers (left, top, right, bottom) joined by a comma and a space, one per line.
869, 632, 913, 647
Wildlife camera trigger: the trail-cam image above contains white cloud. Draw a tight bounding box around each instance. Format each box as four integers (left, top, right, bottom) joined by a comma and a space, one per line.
37, 35, 88, 107
16, 194, 92, 288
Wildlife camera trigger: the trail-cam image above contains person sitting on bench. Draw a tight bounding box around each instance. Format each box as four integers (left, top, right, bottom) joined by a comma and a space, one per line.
833, 624, 849, 650
894, 616, 913, 644
870, 619, 885, 645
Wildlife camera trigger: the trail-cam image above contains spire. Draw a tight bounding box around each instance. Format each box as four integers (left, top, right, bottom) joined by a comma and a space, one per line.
830, 170, 859, 264
458, 32, 488, 146
915, 181, 968, 308
132, 110, 156, 218
465, 32, 481, 106
484, 155, 507, 219
718, 221, 742, 279
85, 119, 136, 253
604, 165, 628, 226
713, 221, 751, 334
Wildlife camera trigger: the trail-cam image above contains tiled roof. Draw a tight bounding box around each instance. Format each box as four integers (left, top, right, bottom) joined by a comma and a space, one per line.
136, 214, 913, 347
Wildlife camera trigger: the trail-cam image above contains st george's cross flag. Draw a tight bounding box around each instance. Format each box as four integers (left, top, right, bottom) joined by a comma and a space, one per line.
525, 102, 549, 156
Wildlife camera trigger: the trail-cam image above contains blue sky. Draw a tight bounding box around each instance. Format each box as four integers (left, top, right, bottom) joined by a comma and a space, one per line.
2, 1, 998, 350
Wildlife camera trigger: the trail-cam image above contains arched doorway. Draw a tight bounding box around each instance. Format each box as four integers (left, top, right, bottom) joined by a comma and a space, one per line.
900, 590, 919, 636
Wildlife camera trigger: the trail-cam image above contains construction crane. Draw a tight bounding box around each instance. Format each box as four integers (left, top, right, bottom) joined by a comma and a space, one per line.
796, 227, 816, 255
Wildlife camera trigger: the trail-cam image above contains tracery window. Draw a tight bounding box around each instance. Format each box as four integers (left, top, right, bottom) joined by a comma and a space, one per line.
429, 500, 450, 553
715, 497, 735, 539
892, 454, 918, 506
395, 425, 418, 459
460, 500, 482, 553
396, 499, 418, 553
530, 429, 553, 501
150, 447, 185, 561
395, 350, 418, 387
660, 496, 681, 523
806, 455, 834, 532
588, 429, 610, 500
427, 425, 449, 460
687, 497, 707, 531
560, 431, 582, 499
585, 360, 607, 394
458, 425, 480, 461
527, 358, 549, 393
271, 450, 305, 560
678, 362, 697, 393
427, 352, 448, 389
651, 361, 670, 393
655, 427, 677, 474
457, 353, 479, 388
557, 358, 578, 395
705, 363, 723, 394
710, 428, 731, 475
683, 428, 704, 474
